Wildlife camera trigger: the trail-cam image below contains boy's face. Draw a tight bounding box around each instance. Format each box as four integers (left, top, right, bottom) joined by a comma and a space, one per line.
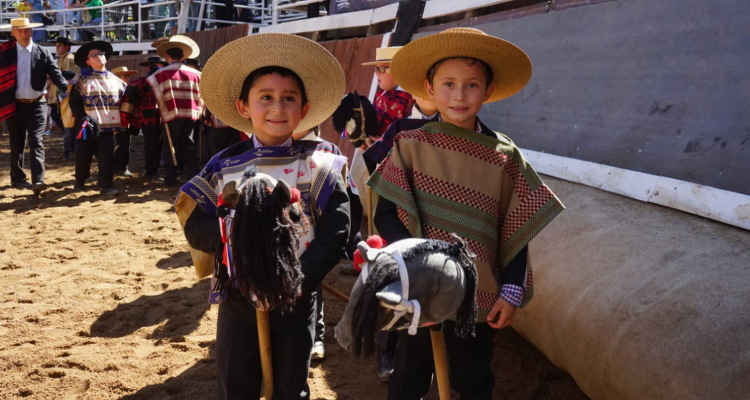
85, 49, 107, 71
375, 63, 397, 91
424, 58, 495, 131
236, 73, 310, 146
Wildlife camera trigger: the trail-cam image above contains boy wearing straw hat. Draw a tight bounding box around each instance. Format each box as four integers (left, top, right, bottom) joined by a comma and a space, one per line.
110, 66, 138, 177
120, 56, 167, 182
176, 33, 350, 400
367, 28, 565, 399
67, 40, 127, 196
147, 35, 203, 186
362, 46, 415, 138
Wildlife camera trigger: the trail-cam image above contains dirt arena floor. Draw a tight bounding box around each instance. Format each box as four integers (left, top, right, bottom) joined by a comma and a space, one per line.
0, 132, 590, 399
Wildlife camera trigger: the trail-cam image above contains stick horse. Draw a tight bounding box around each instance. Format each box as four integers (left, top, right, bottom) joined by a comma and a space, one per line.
335, 234, 479, 356
331, 91, 378, 147
214, 165, 309, 398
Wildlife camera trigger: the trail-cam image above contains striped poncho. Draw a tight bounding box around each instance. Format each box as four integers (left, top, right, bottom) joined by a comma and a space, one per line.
147, 62, 203, 123
368, 121, 565, 312
70, 70, 127, 133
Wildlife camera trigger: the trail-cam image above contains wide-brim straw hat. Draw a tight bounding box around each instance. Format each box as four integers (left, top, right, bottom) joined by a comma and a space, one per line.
74, 41, 113, 68
111, 66, 137, 77
361, 46, 402, 66
172, 35, 200, 58
201, 33, 345, 135
0, 18, 43, 29
156, 35, 200, 60
151, 37, 169, 49
390, 28, 532, 103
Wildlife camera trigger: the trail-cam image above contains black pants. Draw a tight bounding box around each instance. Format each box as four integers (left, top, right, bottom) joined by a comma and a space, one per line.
49, 103, 63, 132
315, 283, 324, 343
387, 322, 497, 400
142, 126, 163, 177
162, 119, 198, 184
115, 126, 137, 172
208, 127, 241, 158
7, 101, 47, 185
346, 186, 364, 259
75, 131, 116, 189
216, 291, 317, 400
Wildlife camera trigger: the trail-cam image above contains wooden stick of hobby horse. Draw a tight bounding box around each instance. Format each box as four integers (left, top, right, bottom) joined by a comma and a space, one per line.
430, 329, 451, 400
163, 122, 178, 166
322, 282, 350, 303
256, 309, 274, 399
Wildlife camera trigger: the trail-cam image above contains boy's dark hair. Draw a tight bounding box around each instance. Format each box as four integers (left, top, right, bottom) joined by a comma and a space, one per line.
239, 66, 309, 108
165, 48, 183, 60
426, 57, 494, 89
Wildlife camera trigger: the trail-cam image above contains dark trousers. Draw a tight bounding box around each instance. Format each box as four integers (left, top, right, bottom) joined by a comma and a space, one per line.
216, 291, 317, 400
142, 126, 163, 177
315, 283, 324, 343
346, 186, 363, 259
115, 127, 137, 171
208, 127, 241, 158
8, 101, 47, 185
49, 103, 64, 132
63, 127, 77, 154
387, 322, 497, 400
75, 131, 116, 189
162, 119, 198, 183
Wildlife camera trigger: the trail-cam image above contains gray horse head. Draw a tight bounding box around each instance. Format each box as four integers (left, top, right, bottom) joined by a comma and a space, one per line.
335, 235, 477, 357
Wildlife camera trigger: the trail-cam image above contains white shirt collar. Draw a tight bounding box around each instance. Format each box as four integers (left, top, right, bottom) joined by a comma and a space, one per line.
16, 41, 34, 53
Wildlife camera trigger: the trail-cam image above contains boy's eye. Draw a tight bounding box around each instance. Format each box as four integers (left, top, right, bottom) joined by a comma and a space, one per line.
284, 96, 297, 102
468, 83, 478, 88
261, 95, 271, 100
444, 82, 453, 87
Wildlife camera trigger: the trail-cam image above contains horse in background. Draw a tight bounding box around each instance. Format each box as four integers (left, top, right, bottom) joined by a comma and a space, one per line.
331, 91, 379, 148
335, 235, 479, 357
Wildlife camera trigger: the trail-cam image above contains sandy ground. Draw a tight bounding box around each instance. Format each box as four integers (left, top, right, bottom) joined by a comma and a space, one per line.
0, 132, 589, 399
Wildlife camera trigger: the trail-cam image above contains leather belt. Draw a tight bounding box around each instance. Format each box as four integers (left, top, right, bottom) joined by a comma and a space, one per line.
16, 95, 44, 104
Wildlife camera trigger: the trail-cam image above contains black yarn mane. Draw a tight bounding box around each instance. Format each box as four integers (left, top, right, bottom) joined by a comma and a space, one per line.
351, 255, 399, 358
213, 166, 305, 314
331, 91, 378, 147
350, 234, 478, 357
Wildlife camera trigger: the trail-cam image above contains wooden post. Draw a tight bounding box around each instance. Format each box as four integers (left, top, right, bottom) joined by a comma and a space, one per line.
430, 329, 451, 400
256, 309, 274, 399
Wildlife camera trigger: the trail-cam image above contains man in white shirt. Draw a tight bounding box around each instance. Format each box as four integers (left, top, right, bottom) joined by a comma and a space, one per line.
0, 18, 68, 195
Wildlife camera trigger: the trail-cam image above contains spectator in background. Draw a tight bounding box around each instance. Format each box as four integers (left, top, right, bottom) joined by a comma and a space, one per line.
131, 0, 153, 40
214, 0, 234, 28
234, 0, 253, 23
25, 0, 46, 42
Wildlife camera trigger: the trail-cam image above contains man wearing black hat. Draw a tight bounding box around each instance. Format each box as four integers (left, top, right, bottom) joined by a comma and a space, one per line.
120, 56, 167, 182
50, 36, 80, 161
68, 41, 127, 196
0, 18, 68, 195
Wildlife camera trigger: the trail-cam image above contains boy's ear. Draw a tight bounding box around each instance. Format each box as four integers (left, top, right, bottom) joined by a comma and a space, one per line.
236, 99, 251, 118
484, 81, 496, 102
300, 102, 310, 120
423, 79, 434, 100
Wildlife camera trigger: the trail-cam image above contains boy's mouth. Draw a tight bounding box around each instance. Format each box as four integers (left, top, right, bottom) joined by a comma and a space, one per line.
267, 119, 288, 124
450, 106, 469, 113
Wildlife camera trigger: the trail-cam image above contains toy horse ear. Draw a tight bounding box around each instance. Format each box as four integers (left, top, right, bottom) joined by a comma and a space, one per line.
221, 180, 242, 207
376, 282, 402, 308
271, 179, 292, 207
357, 242, 382, 264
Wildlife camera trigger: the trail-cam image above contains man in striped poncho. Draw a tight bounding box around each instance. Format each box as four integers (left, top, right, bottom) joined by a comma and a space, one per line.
147, 37, 203, 186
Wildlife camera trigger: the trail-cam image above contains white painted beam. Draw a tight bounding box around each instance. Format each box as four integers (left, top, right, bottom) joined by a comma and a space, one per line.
522, 149, 750, 231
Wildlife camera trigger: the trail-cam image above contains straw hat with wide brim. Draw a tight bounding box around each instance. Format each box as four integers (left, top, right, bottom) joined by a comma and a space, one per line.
151, 37, 169, 49
156, 35, 200, 60
74, 41, 113, 68
201, 33, 345, 135
390, 28, 532, 103
140, 56, 167, 67
111, 66, 138, 78
0, 18, 43, 29
361, 46, 402, 66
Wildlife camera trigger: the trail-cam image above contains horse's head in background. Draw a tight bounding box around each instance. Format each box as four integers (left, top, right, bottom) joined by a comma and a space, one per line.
332, 91, 378, 148
214, 166, 307, 314
335, 235, 478, 357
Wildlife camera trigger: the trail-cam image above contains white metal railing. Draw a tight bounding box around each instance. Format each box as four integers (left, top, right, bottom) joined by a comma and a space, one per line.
0, 0, 321, 43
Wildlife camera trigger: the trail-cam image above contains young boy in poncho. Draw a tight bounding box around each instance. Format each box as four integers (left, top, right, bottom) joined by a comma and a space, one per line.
368, 28, 565, 399
176, 34, 350, 400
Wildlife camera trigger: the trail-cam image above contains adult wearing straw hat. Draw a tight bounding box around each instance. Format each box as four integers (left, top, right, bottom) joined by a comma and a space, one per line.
119, 56, 167, 182
68, 40, 127, 196
50, 37, 81, 162
147, 35, 202, 186
0, 18, 68, 195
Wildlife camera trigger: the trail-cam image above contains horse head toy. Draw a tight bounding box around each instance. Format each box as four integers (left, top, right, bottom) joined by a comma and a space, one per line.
331, 91, 378, 148
335, 234, 478, 357
212, 166, 308, 314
